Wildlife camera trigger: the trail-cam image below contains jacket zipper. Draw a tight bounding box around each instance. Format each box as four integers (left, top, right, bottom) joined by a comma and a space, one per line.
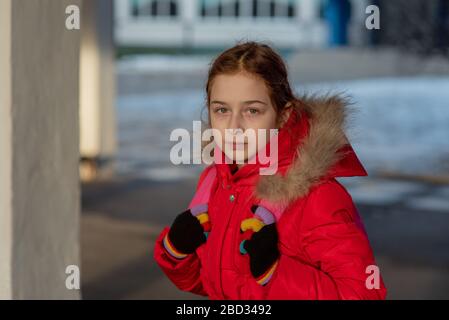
218, 185, 238, 299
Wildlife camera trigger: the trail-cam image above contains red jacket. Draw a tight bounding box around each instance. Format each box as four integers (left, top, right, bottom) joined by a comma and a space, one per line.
154, 95, 387, 299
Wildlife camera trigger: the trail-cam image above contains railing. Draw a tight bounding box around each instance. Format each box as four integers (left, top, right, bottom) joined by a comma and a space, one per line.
128, 0, 298, 19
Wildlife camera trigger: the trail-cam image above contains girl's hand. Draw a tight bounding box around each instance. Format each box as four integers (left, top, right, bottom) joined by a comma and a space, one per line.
164, 205, 210, 258
241, 205, 280, 285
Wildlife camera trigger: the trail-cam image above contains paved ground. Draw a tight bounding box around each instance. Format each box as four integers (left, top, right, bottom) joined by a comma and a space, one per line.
81, 175, 449, 300
81, 177, 205, 300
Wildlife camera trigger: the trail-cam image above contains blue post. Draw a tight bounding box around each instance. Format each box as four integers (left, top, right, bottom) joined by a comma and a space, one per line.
324, 0, 352, 47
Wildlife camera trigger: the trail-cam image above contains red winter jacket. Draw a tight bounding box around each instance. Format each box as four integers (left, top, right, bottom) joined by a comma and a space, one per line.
154, 95, 387, 299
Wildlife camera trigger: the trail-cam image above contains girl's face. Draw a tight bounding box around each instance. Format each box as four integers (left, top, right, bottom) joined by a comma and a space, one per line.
209, 71, 286, 164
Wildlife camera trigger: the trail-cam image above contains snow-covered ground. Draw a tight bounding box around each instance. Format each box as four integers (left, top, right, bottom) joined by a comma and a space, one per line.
116, 76, 449, 180
300, 77, 449, 175
117, 54, 212, 74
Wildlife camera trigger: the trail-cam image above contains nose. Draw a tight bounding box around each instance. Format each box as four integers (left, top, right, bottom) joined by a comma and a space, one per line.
228, 113, 244, 139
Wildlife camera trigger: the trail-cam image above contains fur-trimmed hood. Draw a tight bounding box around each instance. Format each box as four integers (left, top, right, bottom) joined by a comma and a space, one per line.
212, 94, 367, 206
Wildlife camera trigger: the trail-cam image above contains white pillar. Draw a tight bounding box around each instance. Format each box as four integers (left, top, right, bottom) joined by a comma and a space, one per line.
0, 0, 13, 300
0, 0, 81, 299
240, 0, 253, 17
298, 0, 319, 23
115, 0, 132, 26
181, 0, 197, 47
80, 0, 117, 180
296, 0, 323, 47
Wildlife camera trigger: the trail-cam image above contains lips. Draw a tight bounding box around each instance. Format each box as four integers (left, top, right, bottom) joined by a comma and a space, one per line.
226, 142, 246, 150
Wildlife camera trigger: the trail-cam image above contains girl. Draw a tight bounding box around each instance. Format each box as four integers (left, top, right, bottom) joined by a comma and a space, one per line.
153, 41, 387, 300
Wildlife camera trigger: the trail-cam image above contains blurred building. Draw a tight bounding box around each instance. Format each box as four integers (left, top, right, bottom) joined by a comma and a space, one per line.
115, 0, 323, 48
114, 0, 378, 49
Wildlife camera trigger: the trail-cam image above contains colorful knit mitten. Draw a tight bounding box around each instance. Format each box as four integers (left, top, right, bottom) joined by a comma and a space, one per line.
240, 205, 279, 286
163, 204, 210, 259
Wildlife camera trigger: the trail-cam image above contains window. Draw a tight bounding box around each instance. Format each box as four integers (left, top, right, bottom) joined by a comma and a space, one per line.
131, 0, 178, 17
200, 0, 296, 19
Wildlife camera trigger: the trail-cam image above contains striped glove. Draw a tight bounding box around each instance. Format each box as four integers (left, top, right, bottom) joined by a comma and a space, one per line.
163, 204, 210, 259
240, 205, 279, 286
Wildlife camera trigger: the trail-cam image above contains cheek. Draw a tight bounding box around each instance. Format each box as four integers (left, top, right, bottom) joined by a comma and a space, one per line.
209, 116, 220, 132
254, 107, 277, 127
255, 111, 277, 131
210, 114, 226, 130
253, 113, 277, 147
210, 125, 225, 145
253, 130, 271, 151
266, 110, 279, 128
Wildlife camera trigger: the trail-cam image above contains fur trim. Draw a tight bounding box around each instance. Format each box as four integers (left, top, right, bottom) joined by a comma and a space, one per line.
255, 94, 353, 205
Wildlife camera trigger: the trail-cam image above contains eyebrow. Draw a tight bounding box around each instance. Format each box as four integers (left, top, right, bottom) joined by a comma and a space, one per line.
210, 100, 268, 106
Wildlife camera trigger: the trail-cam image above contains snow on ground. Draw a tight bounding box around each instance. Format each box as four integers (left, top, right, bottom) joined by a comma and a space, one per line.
117, 54, 212, 74
299, 77, 449, 175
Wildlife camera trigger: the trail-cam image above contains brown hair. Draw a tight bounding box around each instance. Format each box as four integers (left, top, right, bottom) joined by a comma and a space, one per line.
204, 41, 300, 127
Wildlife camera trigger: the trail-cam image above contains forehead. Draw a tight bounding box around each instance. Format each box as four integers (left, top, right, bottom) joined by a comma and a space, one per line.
210, 72, 270, 101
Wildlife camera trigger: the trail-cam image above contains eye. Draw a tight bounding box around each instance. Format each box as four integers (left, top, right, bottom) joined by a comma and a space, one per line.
247, 108, 260, 115
213, 106, 228, 114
